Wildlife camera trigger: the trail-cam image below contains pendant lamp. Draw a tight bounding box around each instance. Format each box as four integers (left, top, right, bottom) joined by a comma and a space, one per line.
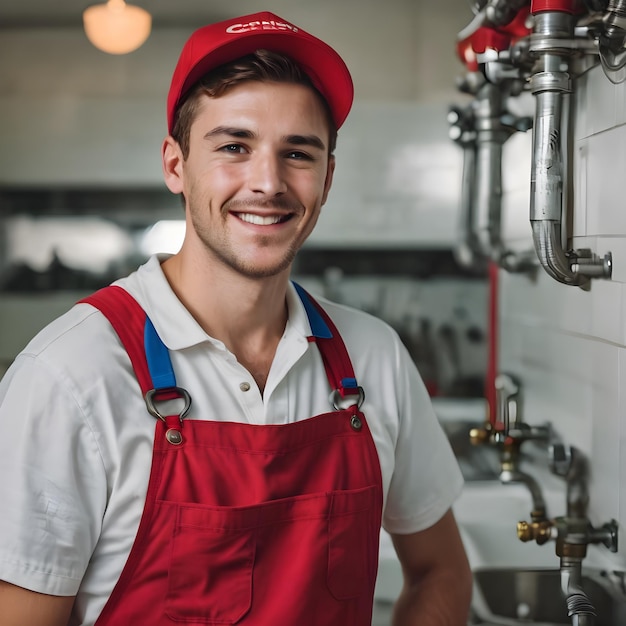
83, 0, 152, 55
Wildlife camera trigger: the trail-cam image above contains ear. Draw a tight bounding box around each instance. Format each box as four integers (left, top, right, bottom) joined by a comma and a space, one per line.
162, 136, 184, 195
321, 155, 336, 206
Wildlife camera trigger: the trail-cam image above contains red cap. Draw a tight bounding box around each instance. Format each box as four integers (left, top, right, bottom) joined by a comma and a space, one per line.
166, 11, 354, 134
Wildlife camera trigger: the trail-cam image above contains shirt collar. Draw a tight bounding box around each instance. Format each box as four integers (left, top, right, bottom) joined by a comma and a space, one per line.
125, 254, 216, 351
125, 255, 328, 350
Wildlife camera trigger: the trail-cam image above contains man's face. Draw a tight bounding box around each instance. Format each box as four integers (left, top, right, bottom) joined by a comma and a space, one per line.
163, 80, 335, 280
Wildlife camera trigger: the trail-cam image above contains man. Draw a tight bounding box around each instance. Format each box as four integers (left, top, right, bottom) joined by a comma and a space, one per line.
0, 11, 472, 626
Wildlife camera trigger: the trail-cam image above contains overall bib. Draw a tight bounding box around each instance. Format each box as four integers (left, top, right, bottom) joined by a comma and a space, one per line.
82, 284, 383, 625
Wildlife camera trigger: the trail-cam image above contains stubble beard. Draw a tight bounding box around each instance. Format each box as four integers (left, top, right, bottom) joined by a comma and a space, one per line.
189, 202, 301, 280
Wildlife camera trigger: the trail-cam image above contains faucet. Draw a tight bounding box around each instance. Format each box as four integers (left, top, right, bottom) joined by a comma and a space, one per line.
499, 448, 548, 525
470, 373, 552, 524
470, 374, 620, 624
517, 444, 619, 626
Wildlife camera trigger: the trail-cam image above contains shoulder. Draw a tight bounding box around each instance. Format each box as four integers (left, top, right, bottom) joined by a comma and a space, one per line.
20, 299, 125, 369
5, 297, 136, 423
306, 293, 407, 371
18, 255, 165, 374
309, 293, 403, 349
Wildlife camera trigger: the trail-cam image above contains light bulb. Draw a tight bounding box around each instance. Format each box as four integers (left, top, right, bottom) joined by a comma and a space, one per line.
83, 0, 151, 55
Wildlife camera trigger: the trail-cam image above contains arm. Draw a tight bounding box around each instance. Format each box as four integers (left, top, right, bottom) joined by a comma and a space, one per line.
390, 508, 472, 626
0, 581, 74, 626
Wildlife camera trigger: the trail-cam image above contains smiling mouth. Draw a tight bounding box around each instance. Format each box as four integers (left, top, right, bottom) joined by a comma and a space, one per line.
235, 212, 293, 226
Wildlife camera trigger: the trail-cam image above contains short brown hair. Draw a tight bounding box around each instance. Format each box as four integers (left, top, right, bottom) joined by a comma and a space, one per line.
171, 49, 338, 159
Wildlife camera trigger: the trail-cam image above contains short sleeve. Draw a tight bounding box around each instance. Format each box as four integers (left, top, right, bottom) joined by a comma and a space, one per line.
0, 352, 107, 596
382, 341, 464, 535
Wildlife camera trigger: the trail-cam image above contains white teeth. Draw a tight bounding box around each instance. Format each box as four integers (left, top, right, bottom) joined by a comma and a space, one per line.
238, 213, 284, 225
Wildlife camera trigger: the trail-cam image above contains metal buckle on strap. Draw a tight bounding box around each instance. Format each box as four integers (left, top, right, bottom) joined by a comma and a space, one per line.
329, 386, 365, 411
144, 387, 192, 423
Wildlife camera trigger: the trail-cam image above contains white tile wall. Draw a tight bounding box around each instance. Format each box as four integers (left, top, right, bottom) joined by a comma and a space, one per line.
579, 125, 626, 236
311, 102, 464, 247
588, 341, 621, 518
500, 62, 626, 571
576, 65, 618, 138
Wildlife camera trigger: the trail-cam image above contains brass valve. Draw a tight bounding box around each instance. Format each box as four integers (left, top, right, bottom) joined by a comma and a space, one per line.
517, 518, 554, 545
469, 424, 493, 445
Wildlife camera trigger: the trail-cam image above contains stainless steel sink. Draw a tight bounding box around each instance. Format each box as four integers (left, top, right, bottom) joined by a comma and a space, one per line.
470, 568, 626, 625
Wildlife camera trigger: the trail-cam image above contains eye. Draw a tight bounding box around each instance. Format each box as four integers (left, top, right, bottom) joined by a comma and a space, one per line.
286, 150, 313, 161
220, 143, 246, 154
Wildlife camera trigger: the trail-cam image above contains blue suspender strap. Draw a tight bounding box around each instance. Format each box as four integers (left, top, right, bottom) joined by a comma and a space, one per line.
144, 317, 177, 390
142, 315, 191, 422
79, 286, 190, 423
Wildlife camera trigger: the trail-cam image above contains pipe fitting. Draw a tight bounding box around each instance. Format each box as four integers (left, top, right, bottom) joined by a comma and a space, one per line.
517, 517, 554, 543
561, 557, 597, 625
601, 0, 626, 50
530, 70, 573, 91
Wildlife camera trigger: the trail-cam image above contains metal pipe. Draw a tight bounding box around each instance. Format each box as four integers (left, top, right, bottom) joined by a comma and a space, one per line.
495, 372, 520, 434
449, 105, 484, 271
457, 141, 480, 265
564, 447, 590, 520
561, 558, 597, 625
529, 9, 612, 285
529, 14, 581, 284
474, 83, 506, 259
500, 466, 548, 518
476, 139, 504, 258
472, 82, 534, 269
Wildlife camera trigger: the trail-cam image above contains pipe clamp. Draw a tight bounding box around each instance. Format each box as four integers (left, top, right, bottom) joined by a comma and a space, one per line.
530, 70, 571, 93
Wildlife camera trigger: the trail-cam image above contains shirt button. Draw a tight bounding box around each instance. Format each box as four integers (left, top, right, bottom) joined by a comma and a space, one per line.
239, 382, 251, 392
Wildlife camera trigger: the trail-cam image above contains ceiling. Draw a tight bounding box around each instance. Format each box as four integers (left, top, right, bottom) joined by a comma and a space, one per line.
0, 0, 478, 108
0, 0, 227, 27
0, 0, 465, 28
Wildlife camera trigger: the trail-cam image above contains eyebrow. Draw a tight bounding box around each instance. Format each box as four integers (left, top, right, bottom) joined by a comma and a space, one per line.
284, 134, 326, 152
204, 126, 254, 140
203, 126, 326, 151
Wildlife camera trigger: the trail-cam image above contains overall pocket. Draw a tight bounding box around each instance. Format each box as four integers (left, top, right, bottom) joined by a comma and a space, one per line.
166, 505, 256, 624
326, 485, 377, 600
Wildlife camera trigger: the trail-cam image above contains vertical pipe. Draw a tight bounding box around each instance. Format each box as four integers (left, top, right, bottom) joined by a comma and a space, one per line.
486, 260, 499, 425
454, 135, 481, 269
475, 139, 504, 257
473, 82, 506, 259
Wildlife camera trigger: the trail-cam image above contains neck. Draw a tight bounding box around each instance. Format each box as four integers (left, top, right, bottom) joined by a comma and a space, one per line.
161, 252, 290, 392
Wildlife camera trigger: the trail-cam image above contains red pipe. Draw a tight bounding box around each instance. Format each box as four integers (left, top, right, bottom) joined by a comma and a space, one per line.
530, 0, 584, 13
485, 260, 499, 425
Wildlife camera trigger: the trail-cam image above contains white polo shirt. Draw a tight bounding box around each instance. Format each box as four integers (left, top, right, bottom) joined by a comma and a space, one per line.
0, 255, 463, 626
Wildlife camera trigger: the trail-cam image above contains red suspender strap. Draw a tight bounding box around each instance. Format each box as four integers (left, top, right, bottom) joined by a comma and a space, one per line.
78, 286, 153, 395
300, 291, 362, 401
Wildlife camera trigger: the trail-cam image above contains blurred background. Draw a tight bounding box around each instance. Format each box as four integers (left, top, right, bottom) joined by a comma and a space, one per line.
0, 0, 489, 398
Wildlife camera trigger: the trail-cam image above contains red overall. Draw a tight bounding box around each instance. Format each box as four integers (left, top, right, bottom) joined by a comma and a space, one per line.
82, 285, 383, 626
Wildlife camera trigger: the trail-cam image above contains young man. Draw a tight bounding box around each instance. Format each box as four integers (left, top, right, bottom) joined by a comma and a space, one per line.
0, 11, 472, 626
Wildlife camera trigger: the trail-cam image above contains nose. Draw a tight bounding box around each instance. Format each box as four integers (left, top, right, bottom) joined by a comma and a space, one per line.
247, 152, 288, 197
